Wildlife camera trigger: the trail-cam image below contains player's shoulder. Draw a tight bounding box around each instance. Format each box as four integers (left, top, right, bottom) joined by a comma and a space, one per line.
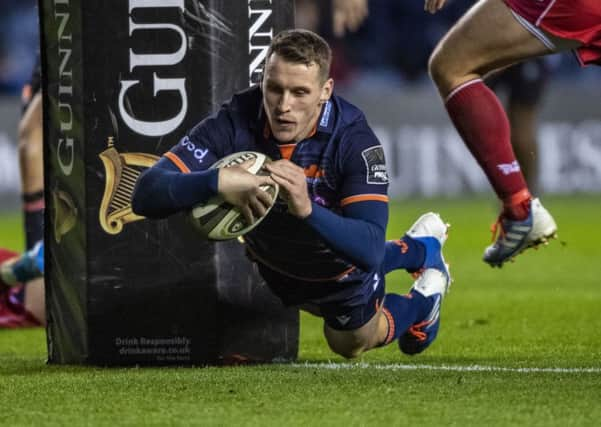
329, 94, 378, 150
195, 85, 261, 135
331, 93, 368, 130
226, 85, 263, 116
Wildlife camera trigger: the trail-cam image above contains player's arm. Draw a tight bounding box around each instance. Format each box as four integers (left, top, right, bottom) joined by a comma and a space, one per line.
305, 200, 387, 271
265, 133, 389, 271
306, 127, 390, 271
132, 108, 273, 221
131, 155, 219, 219
133, 151, 274, 221
132, 104, 231, 218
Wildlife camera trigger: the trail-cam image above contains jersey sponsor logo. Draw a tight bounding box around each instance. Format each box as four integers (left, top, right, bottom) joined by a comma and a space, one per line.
361, 146, 389, 184
180, 136, 210, 164
497, 161, 521, 175
319, 100, 332, 128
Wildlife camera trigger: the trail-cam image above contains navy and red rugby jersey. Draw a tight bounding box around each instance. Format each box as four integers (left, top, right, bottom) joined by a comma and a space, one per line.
164, 85, 389, 283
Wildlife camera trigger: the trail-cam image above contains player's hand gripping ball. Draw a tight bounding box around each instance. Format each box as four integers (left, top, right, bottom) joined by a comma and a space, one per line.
189, 151, 279, 240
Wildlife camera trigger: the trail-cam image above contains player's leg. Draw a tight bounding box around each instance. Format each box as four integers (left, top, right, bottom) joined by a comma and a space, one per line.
0, 249, 19, 294
486, 61, 544, 190
18, 91, 44, 250
324, 210, 452, 358
507, 102, 538, 189
430, 0, 578, 97
504, 59, 549, 191
13, 82, 45, 324
383, 212, 449, 277
323, 302, 388, 359
0, 243, 45, 328
428, 0, 577, 266
429, 0, 548, 207
380, 268, 450, 356
323, 268, 450, 358
23, 278, 45, 325
1, 240, 44, 287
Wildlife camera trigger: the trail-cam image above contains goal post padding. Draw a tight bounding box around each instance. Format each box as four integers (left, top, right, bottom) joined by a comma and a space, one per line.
40, 0, 298, 365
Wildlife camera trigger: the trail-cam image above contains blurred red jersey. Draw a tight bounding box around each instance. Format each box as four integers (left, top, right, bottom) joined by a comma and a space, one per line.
504, 0, 601, 65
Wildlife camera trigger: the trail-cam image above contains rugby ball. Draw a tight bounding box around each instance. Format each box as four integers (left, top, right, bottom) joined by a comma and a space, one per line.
189, 151, 278, 240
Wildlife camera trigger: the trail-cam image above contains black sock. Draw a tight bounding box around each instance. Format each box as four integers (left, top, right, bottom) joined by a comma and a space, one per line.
22, 190, 45, 250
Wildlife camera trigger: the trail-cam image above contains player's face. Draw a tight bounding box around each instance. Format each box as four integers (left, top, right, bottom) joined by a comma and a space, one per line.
262, 53, 333, 144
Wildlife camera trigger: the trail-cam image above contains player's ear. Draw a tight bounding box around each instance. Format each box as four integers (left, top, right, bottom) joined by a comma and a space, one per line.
320, 78, 334, 104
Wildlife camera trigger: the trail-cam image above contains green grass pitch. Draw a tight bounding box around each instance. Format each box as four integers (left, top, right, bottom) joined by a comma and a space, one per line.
1, 196, 600, 426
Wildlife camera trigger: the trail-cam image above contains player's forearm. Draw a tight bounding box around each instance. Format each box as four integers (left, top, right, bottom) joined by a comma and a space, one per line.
132, 165, 219, 219
304, 202, 387, 271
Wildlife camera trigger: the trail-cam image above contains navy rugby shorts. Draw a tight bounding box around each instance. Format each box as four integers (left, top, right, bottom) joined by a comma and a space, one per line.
259, 264, 386, 331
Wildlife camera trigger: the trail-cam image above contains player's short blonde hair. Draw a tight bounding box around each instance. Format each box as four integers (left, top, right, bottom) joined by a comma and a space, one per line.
266, 29, 332, 83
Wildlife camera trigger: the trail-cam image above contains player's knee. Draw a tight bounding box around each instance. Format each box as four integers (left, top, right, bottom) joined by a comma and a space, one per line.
18, 121, 36, 147
326, 339, 364, 359
324, 328, 367, 359
17, 135, 31, 163
18, 116, 43, 155
17, 133, 42, 164
428, 48, 450, 87
428, 47, 475, 93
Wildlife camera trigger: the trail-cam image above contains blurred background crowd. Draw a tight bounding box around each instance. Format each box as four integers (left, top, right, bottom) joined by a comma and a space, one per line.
1, 0, 600, 202
295, 0, 601, 88
0, 0, 38, 96
3, 0, 601, 96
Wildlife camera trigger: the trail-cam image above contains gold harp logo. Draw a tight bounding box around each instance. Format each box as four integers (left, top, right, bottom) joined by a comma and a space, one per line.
99, 137, 159, 234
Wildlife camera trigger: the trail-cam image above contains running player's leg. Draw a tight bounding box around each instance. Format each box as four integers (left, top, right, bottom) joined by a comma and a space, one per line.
428, 0, 578, 265
18, 90, 44, 250
430, 0, 578, 97
504, 59, 549, 191
486, 59, 548, 191
430, 0, 569, 210
7, 60, 46, 327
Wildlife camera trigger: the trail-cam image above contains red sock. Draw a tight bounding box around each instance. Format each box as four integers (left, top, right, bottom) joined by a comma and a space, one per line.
445, 79, 530, 219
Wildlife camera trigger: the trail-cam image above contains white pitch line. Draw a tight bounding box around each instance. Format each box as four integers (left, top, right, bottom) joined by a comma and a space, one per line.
290, 362, 601, 374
